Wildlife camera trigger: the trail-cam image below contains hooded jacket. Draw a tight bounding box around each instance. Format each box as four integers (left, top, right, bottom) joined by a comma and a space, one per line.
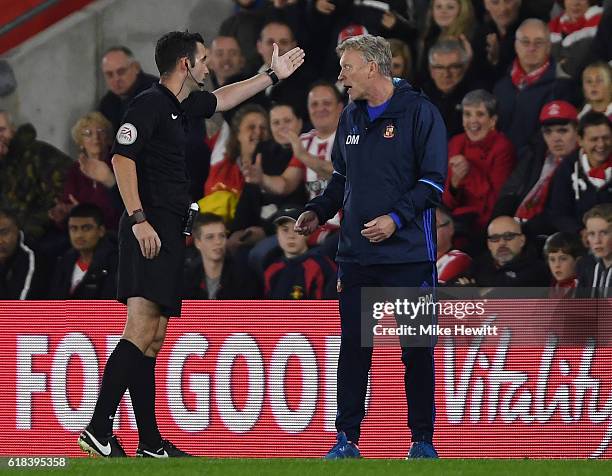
547, 150, 612, 233
305, 79, 447, 265
576, 254, 612, 298
0, 232, 48, 300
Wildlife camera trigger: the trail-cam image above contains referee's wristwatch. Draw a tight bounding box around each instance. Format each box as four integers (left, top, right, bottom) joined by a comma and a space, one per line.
129, 208, 147, 225
265, 67, 280, 85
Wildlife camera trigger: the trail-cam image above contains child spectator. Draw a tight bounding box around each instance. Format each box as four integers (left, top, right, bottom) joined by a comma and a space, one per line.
183, 213, 260, 299
543, 231, 585, 298
577, 203, 612, 297
579, 62, 612, 120
264, 207, 337, 299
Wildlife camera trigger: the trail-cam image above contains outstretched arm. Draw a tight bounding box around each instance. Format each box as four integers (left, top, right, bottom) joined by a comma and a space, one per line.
213, 43, 305, 112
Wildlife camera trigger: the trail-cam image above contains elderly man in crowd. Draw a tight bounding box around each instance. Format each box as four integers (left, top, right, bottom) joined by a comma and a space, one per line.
493, 18, 575, 155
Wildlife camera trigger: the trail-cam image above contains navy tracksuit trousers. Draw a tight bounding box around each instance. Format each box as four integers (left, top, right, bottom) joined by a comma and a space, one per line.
336, 261, 436, 444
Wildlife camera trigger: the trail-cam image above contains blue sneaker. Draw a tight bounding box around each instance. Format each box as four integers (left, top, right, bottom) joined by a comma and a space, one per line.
324, 432, 361, 459
407, 441, 439, 459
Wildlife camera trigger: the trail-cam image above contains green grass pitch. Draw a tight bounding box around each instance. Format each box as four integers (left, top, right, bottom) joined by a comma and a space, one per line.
7, 458, 612, 476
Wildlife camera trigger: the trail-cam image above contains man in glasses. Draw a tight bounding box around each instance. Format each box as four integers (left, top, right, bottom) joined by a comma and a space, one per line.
98, 46, 158, 134
423, 39, 483, 138
493, 18, 575, 156
469, 215, 549, 288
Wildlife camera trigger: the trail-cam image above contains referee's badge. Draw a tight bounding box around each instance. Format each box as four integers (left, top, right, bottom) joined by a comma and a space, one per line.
383, 124, 395, 139
117, 123, 137, 145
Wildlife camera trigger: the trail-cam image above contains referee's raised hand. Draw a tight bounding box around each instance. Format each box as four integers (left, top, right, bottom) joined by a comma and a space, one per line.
270, 43, 305, 80
132, 221, 162, 259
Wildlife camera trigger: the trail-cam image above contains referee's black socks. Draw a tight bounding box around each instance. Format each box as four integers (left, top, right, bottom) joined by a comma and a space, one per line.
129, 356, 163, 449
90, 338, 143, 436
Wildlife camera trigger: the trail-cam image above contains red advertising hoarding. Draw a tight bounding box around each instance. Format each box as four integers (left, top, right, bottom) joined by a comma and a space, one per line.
1, 300, 611, 458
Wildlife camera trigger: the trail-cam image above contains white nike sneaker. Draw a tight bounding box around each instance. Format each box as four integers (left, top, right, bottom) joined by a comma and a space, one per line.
136, 439, 192, 457
77, 425, 127, 457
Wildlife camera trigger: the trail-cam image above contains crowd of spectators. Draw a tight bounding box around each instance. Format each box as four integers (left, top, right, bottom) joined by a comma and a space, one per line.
1, 0, 611, 301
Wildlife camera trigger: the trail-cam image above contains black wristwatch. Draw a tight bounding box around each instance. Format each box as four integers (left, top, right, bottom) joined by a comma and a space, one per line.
129, 209, 147, 225
265, 67, 280, 85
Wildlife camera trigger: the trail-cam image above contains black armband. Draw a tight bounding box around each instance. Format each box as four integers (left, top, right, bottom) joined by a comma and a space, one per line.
129, 209, 146, 225
265, 67, 280, 85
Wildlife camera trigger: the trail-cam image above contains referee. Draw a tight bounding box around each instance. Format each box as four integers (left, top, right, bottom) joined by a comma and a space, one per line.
295, 35, 446, 459
78, 31, 304, 458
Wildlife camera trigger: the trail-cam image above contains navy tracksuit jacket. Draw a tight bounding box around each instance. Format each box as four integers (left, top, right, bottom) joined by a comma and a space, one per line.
305, 79, 447, 265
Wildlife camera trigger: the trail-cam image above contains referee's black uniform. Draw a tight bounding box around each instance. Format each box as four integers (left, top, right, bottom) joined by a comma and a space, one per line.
112, 83, 216, 317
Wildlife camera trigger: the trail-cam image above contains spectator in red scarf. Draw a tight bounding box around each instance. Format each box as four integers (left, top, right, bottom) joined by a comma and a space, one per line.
494, 100, 579, 237
547, 111, 612, 234
543, 231, 585, 298
493, 18, 575, 156
549, 0, 603, 78
442, 89, 515, 240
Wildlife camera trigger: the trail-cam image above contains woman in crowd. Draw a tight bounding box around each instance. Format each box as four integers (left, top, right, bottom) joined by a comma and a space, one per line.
442, 89, 516, 248
201, 103, 269, 222
49, 111, 120, 230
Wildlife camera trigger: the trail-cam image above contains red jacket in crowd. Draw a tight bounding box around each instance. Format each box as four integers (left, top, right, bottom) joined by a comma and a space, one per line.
443, 130, 516, 230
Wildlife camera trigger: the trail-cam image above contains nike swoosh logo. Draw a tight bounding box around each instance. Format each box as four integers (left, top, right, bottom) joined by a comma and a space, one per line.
171, 114, 178, 119
85, 430, 111, 456
142, 449, 169, 458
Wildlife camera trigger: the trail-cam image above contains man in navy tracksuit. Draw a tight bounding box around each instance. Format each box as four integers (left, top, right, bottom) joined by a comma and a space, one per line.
295, 34, 447, 459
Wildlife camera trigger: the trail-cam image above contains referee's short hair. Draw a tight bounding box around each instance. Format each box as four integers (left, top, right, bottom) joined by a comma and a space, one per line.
155, 30, 205, 75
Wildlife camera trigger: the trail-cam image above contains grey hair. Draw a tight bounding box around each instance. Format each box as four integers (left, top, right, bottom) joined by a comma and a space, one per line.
461, 89, 497, 116
0, 109, 14, 127
103, 45, 135, 60
336, 34, 392, 78
428, 39, 469, 65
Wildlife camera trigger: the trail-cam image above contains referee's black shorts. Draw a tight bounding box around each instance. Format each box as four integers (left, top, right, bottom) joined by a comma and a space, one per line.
117, 209, 185, 317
